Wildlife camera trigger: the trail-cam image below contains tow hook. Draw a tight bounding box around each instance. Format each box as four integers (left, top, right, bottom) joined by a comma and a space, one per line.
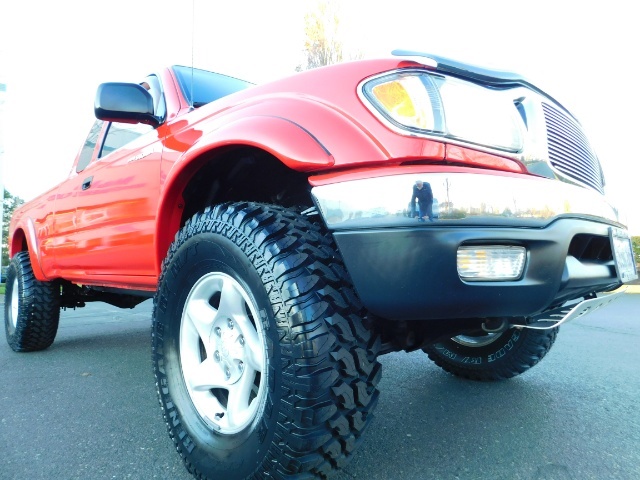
511, 290, 625, 330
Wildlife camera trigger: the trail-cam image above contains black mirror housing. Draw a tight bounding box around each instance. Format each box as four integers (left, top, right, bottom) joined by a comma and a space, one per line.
94, 82, 159, 126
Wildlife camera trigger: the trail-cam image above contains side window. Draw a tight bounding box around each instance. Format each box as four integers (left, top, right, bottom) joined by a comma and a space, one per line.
76, 120, 104, 173
99, 122, 153, 158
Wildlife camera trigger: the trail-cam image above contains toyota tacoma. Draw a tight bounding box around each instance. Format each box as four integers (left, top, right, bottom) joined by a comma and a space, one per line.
5, 50, 637, 479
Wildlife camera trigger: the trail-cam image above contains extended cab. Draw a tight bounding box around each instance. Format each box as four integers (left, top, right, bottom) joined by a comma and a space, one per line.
5, 52, 637, 480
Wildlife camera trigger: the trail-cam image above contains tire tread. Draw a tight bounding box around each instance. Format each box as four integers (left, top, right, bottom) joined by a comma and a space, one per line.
152, 202, 381, 479
5, 251, 60, 352
424, 327, 558, 381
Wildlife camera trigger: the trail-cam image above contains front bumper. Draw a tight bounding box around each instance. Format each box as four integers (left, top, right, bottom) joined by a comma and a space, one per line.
311, 170, 630, 321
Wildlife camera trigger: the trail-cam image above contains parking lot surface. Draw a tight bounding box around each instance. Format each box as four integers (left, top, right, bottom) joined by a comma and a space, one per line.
1, 293, 639, 480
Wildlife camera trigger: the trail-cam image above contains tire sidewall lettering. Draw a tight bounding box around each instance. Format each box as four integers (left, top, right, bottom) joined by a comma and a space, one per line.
487, 329, 521, 363
434, 329, 523, 365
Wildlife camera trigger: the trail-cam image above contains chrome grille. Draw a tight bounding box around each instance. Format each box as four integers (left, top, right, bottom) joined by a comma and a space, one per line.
542, 103, 604, 194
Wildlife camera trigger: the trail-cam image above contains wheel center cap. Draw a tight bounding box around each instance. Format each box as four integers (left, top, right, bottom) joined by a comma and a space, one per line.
215, 328, 243, 384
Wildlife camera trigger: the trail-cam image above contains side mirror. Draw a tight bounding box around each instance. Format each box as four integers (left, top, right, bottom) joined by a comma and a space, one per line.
94, 82, 159, 127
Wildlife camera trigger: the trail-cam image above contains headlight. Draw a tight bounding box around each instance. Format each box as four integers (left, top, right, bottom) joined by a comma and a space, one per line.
368, 75, 441, 131
361, 71, 525, 152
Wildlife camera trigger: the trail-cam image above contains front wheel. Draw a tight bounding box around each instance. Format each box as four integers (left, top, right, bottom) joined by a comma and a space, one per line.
152, 203, 381, 479
424, 324, 558, 381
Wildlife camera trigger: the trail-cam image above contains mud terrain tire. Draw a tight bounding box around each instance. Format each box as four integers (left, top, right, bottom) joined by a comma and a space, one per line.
424, 325, 558, 381
152, 202, 381, 479
4, 251, 61, 352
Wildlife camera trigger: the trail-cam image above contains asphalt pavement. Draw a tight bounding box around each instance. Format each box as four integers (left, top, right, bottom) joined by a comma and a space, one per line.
1, 293, 639, 480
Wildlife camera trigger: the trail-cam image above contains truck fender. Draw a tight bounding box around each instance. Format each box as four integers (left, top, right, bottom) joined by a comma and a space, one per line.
153, 114, 334, 271
12, 218, 48, 281
175, 114, 335, 170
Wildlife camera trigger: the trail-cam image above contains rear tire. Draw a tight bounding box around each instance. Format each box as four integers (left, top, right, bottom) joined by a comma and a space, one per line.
424, 324, 558, 381
152, 202, 381, 479
4, 251, 61, 352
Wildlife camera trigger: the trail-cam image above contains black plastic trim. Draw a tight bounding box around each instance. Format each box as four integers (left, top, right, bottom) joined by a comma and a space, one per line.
392, 49, 575, 120
94, 82, 159, 127
333, 218, 620, 321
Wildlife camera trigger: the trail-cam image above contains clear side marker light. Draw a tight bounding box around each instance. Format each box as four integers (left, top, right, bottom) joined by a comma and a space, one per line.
457, 246, 526, 281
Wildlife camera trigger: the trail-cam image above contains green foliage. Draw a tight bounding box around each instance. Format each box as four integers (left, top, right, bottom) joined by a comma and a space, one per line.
2, 189, 25, 266
632, 236, 639, 267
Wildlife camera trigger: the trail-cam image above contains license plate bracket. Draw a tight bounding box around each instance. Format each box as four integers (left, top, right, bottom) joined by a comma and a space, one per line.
610, 227, 638, 283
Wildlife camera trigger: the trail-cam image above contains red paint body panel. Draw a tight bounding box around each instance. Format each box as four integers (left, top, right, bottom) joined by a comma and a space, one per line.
8, 58, 538, 291
445, 144, 526, 173
308, 164, 530, 187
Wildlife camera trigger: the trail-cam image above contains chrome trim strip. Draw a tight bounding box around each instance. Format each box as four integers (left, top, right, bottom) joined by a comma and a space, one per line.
311, 172, 621, 230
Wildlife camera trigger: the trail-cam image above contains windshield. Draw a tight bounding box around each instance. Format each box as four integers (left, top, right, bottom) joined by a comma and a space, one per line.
172, 66, 254, 107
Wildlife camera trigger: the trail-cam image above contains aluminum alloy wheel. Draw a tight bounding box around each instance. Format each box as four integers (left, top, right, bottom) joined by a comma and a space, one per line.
10, 277, 19, 329
180, 272, 266, 435
451, 332, 501, 348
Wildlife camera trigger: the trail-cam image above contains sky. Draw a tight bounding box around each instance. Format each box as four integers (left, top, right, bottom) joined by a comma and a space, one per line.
0, 0, 638, 233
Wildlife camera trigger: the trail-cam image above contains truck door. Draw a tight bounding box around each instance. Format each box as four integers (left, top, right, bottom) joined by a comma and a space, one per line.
52, 75, 166, 288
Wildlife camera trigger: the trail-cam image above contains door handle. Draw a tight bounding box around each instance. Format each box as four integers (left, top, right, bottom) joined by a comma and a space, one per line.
82, 176, 93, 190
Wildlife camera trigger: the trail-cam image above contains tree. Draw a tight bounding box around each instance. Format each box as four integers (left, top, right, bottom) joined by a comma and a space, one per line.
2, 189, 24, 267
300, 0, 361, 71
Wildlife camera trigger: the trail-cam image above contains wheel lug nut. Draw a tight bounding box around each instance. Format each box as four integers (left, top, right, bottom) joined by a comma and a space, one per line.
239, 335, 245, 347
214, 351, 221, 362
215, 327, 222, 337
224, 366, 231, 379
227, 319, 234, 329
238, 361, 244, 373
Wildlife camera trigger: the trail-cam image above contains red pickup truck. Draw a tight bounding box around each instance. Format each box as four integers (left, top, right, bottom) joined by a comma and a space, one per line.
5, 51, 637, 479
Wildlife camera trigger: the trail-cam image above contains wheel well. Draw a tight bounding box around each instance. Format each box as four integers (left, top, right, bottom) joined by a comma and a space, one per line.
180, 146, 312, 224
156, 146, 313, 268
10, 228, 28, 257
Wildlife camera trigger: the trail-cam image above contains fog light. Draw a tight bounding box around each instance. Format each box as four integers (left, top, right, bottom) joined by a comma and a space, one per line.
457, 246, 526, 281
